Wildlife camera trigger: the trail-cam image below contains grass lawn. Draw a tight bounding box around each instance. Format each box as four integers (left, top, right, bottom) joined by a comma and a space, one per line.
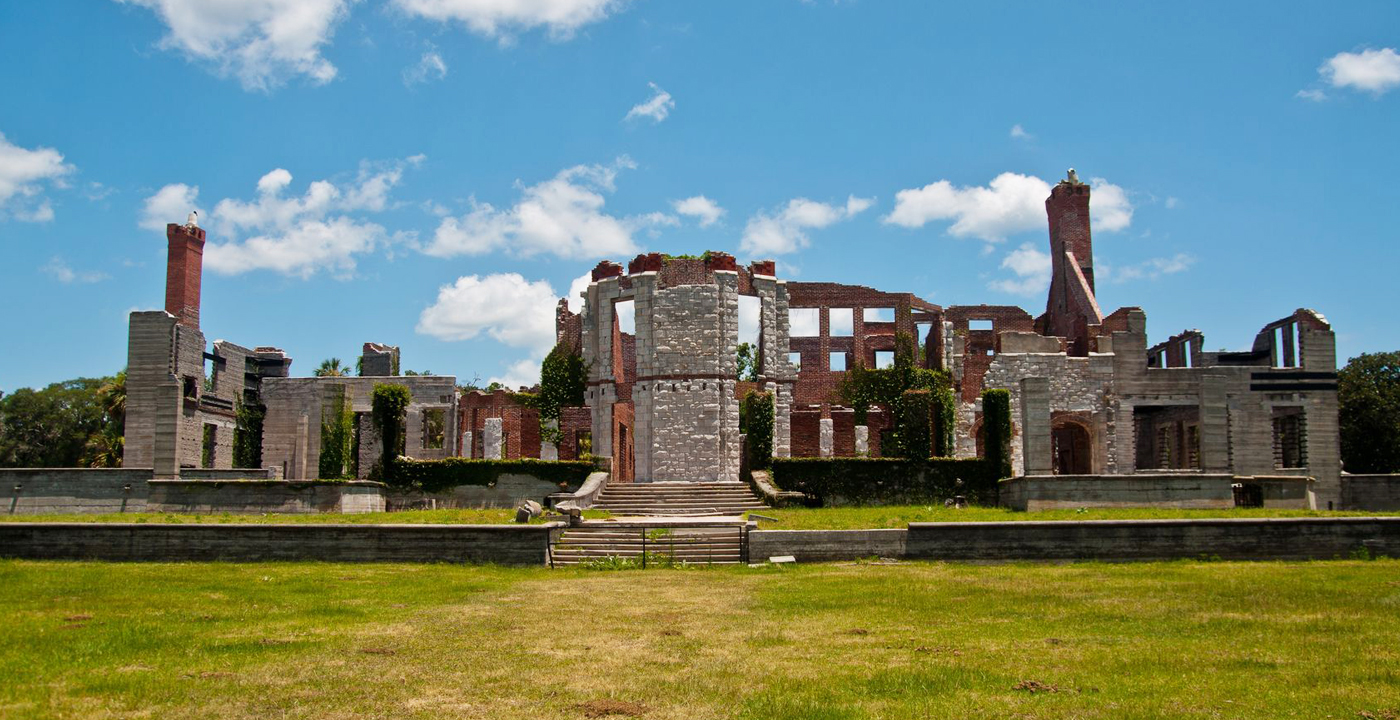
2, 559, 1399, 719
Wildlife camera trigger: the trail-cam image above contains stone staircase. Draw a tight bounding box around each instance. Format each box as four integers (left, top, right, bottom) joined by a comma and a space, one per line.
592, 481, 769, 517
550, 523, 747, 567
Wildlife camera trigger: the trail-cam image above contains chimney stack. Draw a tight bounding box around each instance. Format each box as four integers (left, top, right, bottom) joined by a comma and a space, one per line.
1045, 177, 1094, 293
165, 222, 206, 329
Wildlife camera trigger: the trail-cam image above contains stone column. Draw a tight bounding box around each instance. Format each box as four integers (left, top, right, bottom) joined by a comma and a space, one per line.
1019, 377, 1052, 476
460, 431, 473, 459
1198, 373, 1231, 472
819, 418, 834, 458
540, 419, 559, 461
854, 425, 869, 456
484, 417, 503, 460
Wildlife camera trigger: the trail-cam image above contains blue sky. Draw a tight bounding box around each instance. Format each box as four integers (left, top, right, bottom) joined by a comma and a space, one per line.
1, 0, 1397, 392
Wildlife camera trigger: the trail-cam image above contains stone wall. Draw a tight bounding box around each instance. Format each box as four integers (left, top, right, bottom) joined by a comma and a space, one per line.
1340, 474, 1400, 511
0, 523, 555, 564
3, 469, 154, 515
148, 480, 386, 514
1000, 473, 1240, 511
749, 529, 907, 562
905, 517, 1400, 561
386, 472, 583, 510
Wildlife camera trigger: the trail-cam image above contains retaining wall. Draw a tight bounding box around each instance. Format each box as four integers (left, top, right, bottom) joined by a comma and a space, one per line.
905, 517, 1400, 561
148, 480, 386, 514
749, 529, 906, 562
387, 473, 585, 511
0, 523, 556, 564
1341, 474, 1400, 511
1001, 473, 1237, 511
3, 469, 154, 515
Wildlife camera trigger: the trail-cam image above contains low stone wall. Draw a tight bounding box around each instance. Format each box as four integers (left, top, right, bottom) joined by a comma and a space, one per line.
3, 468, 154, 515
905, 517, 1400, 561
748, 470, 807, 508
1341, 474, 1400, 511
1001, 473, 1238, 511
178, 468, 280, 481
749, 529, 906, 562
387, 473, 582, 511
148, 480, 386, 515
0, 522, 557, 564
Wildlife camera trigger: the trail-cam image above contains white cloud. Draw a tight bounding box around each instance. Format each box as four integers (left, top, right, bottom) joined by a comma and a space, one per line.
565, 271, 592, 313
672, 195, 724, 227
1010, 124, 1031, 140
0, 132, 74, 222
139, 183, 201, 230
988, 242, 1051, 296
118, 0, 352, 91
142, 157, 417, 277
1295, 88, 1328, 102
391, 0, 626, 41
1087, 177, 1133, 233
1320, 47, 1400, 95
883, 172, 1134, 243
423, 158, 666, 259
404, 50, 448, 86
740, 194, 873, 256
1107, 253, 1195, 284
624, 82, 674, 123
416, 272, 564, 387
42, 256, 108, 284
1164, 196, 1179, 209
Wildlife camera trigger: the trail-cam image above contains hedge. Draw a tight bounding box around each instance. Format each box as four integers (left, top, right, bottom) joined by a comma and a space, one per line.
771, 456, 1000, 506
897, 389, 932, 459
982, 388, 1013, 480
392, 458, 595, 494
743, 390, 774, 470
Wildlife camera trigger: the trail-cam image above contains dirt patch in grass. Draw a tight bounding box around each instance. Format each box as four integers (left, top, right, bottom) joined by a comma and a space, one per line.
1013, 679, 1059, 693
574, 699, 648, 717
358, 647, 396, 656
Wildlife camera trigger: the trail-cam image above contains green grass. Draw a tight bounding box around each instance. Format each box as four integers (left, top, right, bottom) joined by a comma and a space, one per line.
0, 508, 614, 525
1, 559, 1398, 718
750, 505, 1400, 529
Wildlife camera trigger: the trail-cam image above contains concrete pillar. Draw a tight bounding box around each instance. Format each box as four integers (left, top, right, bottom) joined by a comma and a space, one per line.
1198, 373, 1231, 472
819, 418, 834, 458
460, 431, 472, 458
540, 419, 559, 461
295, 414, 309, 480
854, 425, 869, 456
1020, 377, 1052, 476
484, 417, 503, 460
151, 381, 182, 479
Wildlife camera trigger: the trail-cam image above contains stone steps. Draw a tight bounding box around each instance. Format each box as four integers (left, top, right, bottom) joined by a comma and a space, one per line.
551, 525, 746, 566
593, 481, 768, 518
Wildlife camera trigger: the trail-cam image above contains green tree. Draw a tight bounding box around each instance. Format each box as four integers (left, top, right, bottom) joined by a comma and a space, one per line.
0, 378, 110, 467
534, 342, 587, 444
1339, 351, 1400, 474
736, 342, 759, 382
370, 383, 412, 483
315, 358, 347, 377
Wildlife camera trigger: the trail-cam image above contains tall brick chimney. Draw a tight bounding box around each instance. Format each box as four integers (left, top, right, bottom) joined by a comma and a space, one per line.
1046, 177, 1094, 293
165, 222, 206, 329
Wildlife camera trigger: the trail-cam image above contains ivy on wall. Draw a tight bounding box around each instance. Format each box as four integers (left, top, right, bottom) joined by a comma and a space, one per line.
233, 401, 265, 469
897, 389, 932, 459
743, 390, 774, 469
837, 332, 950, 455
370, 383, 411, 483
318, 390, 354, 479
982, 388, 1013, 479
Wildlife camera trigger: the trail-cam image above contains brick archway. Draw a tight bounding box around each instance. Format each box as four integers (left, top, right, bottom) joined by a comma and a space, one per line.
1051, 414, 1093, 475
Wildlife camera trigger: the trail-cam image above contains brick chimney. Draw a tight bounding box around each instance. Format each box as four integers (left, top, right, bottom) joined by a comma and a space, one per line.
165, 222, 206, 329
1046, 179, 1094, 293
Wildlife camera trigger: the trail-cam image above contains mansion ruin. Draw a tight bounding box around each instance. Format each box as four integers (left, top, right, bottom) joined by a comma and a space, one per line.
118, 172, 1344, 508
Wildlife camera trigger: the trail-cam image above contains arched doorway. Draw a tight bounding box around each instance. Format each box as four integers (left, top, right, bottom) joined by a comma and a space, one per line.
1051, 420, 1092, 475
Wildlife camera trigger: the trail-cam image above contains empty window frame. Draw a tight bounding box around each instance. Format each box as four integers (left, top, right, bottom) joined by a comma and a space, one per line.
874, 350, 895, 369
789, 308, 820, 337
1272, 408, 1307, 468
830, 308, 854, 337
613, 299, 636, 334
423, 408, 446, 450
787, 352, 802, 372
829, 351, 847, 371
968, 319, 993, 331
864, 307, 895, 323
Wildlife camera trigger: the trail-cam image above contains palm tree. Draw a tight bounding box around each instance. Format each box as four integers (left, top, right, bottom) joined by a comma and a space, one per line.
315, 358, 347, 377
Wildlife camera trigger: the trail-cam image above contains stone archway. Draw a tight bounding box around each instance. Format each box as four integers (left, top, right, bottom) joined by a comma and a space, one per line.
1051, 417, 1092, 475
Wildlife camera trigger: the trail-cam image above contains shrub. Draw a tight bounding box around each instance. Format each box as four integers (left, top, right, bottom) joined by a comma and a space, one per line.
371, 384, 411, 484
233, 401, 265, 469
393, 458, 594, 494
982, 388, 1012, 479
897, 389, 932, 459
771, 456, 999, 506
836, 332, 949, 426
743, 391, 774, 469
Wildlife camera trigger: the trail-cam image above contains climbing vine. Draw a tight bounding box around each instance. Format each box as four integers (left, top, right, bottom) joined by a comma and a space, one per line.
370, 383, 411, 483
742, 390, 775, 469
233, 400, 265, 469
982, 388, 1013, 479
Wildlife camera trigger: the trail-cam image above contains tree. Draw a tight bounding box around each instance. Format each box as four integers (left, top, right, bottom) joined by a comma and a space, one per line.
0, 377, 110, 467
1339, 351, 1400, 474
736, 342, 759, 382
85, 370, 126, 468
315, 358, 347, 377
534, 342, 587, 444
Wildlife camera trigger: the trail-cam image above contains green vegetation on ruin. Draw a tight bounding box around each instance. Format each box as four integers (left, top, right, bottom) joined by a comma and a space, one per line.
1, 559, 1398, 718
